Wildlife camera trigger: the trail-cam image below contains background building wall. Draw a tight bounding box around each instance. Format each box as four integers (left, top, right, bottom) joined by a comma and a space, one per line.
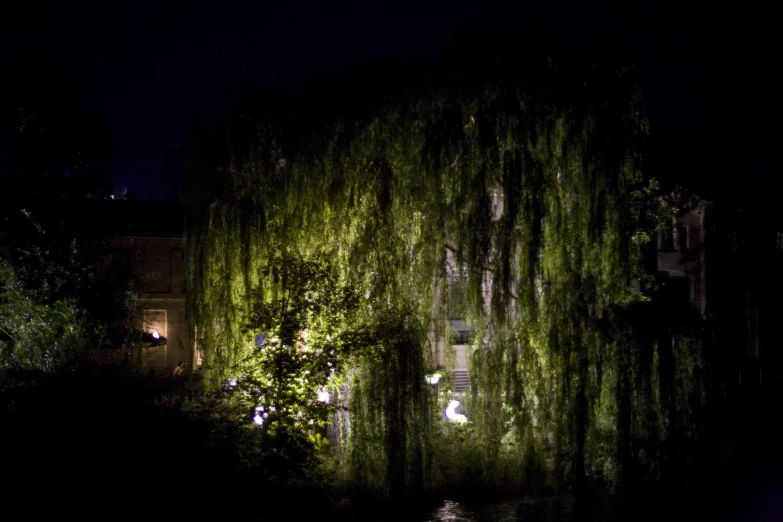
110, 234, 187, 373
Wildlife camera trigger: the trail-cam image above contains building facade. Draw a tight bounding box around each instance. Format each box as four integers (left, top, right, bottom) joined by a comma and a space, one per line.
109, 233, 187, 371
658, 197, 783, 395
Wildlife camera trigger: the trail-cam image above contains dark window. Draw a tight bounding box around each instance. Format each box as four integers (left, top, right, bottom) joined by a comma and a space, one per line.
677, 224, 689, 252
451, 329, 474, 345
776, 232, 783, 252
746, 295, 759, 346
659, 224, 675, 252
659, 275, 690, 305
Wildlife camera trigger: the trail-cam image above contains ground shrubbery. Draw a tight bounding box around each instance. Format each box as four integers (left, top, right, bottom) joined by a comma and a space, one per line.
0, 362, 338, 521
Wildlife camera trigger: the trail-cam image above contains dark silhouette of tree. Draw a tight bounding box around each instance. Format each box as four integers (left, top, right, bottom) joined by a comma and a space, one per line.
0, 54, 130, 351
0, 52, 112, 205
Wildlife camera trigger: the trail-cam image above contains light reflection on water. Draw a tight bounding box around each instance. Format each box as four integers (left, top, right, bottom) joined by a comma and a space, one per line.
351, 493, 744, 522
425, 500, 475, 522
424, 497, 574, 522
423, 495, 613, 522
421, 494, 739, 522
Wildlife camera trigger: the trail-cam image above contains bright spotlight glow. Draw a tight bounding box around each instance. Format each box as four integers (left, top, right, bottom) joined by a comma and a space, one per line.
317, 388, 330, 403
151, 330, 160, 339
445, 400, 467, 423
228, 379, 237, 387
425, 373, 441, 385
253, 414, 264, 426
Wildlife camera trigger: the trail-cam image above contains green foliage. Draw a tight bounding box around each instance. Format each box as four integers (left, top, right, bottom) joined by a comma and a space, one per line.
0, 212, 112, 371
220, 253, 359, 441
343, 305, 431, 498
1, 208, 141, 352
0, 257, 88, 370
213, 254, 433, 497
185, 43, 708, 497
244, 253, 360, 348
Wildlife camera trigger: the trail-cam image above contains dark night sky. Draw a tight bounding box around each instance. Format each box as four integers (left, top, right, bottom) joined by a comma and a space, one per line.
2, 2, 773, 202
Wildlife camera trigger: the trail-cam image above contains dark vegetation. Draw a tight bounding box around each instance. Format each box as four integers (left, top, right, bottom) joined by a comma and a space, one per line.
1, 360, 779, 521
0, 367, 337, 521
1, 32, 781, 521
185, 28, 677, 503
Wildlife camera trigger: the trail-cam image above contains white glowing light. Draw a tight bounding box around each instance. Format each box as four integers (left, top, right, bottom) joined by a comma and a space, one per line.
317, 388, 330, 403
228, 379, 237, 387
425, 373, 441, 385
445, 400, 467, 423
253, 414, 264, 426
151, 330, 160, 339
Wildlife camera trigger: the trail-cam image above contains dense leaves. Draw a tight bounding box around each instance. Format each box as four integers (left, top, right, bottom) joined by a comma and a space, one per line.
220, 254, 359, 441
0, 257, 88, 370
186, 41, 707, 497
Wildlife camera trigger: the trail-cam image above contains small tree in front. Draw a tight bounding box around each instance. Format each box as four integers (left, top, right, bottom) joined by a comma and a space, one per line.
217, 253, 361, 485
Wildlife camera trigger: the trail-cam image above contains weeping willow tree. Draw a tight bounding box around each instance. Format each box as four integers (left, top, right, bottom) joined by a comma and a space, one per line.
185, 40, 708, 497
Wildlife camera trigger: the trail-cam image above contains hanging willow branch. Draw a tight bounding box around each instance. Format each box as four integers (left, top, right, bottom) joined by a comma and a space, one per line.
185, 43, 707, 496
